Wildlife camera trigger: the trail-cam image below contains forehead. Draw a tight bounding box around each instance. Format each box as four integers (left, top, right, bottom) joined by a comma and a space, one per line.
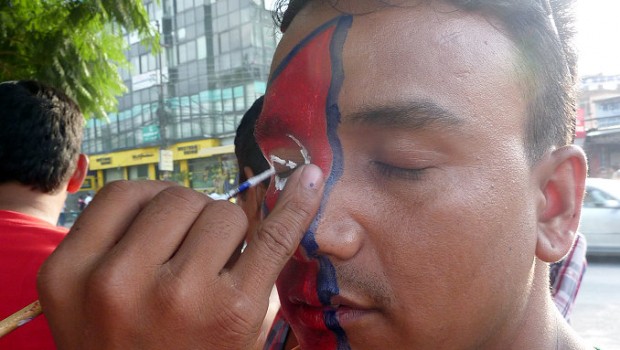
268, 2, 527, 132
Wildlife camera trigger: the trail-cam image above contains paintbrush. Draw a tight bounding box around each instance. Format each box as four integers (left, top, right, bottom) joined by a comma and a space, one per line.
223, 167, 275, 200
0, 300, 41, 338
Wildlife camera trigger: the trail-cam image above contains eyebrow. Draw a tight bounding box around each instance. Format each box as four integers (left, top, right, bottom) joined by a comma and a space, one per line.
345, 100, 466, 131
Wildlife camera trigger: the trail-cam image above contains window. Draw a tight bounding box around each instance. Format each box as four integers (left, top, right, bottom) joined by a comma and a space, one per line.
131, 56, 140, 74
128, 165, 150, 180
216, 0, 227, 15
187, 40, 197, 62
229, 28, 241, 51
220, 31, 230, 53
179, 42, 188, 63
197, 36, 207, 59
583, 188, 614, 207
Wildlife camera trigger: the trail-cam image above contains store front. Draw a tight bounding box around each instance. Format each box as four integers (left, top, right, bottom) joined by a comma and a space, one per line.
87, 140, 236, 195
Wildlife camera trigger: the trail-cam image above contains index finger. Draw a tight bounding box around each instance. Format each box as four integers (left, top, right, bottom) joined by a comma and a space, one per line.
49, 180, 180, 268
234, 164, 325, 296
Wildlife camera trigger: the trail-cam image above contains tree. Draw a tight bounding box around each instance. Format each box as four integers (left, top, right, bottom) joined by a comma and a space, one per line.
0, 0, 159, 119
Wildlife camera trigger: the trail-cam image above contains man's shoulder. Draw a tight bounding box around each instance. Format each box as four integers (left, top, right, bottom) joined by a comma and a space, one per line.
0, 210, 68, 239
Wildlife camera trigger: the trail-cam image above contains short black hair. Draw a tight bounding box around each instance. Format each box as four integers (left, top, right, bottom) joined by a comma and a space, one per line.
0, 80, 84, 193
273, 0, 578, 166
234, 96, 270, 195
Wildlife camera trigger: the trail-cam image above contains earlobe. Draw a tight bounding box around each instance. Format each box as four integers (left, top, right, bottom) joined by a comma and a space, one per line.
534, 146, 587, 263
66, 154, 89, 193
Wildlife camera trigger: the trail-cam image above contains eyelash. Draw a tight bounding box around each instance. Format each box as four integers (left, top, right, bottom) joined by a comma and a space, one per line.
373, 161, 427, 181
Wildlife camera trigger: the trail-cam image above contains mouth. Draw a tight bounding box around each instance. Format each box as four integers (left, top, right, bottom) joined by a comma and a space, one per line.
287, 295, 378, 330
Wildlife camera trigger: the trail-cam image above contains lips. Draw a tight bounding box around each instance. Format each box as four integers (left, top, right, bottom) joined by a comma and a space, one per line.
285, 287, 377, 330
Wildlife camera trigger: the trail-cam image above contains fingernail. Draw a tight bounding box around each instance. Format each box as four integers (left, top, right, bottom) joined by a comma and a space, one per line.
300, 164, 322, 190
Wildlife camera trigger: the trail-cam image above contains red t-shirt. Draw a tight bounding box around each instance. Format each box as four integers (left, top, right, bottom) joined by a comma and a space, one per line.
0, 210, 67, 349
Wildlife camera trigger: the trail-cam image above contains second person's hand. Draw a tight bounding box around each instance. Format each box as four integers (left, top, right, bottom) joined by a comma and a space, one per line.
37, 164, 324, 350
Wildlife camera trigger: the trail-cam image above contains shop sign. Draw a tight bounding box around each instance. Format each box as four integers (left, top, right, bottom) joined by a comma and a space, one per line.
159, 149, 174, 171
142, 125, 160, 143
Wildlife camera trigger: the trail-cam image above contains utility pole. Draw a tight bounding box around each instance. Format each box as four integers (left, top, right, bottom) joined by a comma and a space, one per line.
155, 20, 173, 178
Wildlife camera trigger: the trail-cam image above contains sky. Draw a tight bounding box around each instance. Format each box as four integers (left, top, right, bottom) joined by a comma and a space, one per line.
574, 0, 620, 76
264, 0, 620, 77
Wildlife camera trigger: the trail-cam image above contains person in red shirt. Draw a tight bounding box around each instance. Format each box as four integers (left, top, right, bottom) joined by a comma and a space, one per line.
0, 80, 88, 349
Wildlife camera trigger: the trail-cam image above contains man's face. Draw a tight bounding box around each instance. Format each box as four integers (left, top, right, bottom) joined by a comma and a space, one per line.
256, 2, 540, 348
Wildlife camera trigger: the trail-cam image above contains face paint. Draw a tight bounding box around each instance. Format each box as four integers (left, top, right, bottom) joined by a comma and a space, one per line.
269, 135, 311, 191
255, 15, 353, 350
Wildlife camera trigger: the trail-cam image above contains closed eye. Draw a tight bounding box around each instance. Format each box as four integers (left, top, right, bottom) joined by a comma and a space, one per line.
372, 161, 427, 181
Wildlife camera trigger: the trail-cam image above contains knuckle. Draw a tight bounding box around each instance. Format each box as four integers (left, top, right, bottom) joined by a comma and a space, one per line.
157, 186, 208, 213
258, 218, 299, 258
212, 291, 257, 338
97, 180, 137, 198
83, 261, 135, 313
198, 200, 248, 238
36, 257, 64, 306
156, 267, 196, 313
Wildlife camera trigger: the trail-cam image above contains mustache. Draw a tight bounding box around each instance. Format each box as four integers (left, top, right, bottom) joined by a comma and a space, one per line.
327, 262, 394, 308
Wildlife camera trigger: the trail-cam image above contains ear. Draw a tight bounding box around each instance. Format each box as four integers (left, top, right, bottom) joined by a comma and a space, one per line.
67, 154, 89, 193
534, 145, 587, 263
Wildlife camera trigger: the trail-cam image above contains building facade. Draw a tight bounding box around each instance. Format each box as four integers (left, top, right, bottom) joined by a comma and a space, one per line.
578, 74, 620, 178
81, 0, 278, 195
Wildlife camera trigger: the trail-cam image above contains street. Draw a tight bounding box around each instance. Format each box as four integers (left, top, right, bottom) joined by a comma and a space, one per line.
571, 259, 620, 349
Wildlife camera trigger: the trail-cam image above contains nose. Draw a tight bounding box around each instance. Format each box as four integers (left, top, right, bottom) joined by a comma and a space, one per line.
310, 180, 364, 261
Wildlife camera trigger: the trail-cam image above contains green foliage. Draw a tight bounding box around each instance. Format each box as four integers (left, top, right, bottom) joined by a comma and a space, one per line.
0, 0, 159, 119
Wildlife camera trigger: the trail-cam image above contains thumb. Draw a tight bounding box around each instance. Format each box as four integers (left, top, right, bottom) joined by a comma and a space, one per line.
235, 164, 325, 293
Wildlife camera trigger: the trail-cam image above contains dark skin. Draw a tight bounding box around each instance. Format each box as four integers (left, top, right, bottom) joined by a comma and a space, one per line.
38, 165, 324, 349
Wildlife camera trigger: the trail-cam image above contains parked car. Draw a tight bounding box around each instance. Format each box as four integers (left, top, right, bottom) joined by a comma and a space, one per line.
579, 178, 620, 256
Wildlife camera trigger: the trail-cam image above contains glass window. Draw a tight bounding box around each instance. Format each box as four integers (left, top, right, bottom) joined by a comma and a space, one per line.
240, 7, 252, 23
187, 40, 197, 62
229, 28, 241, 51
141, 55, 149, 73
148, 54, 157, 71
179, 42, 188, 63
128, 165, 150, 180
220, 31, 230, 53
223, 98, 233, 112
219, 53, 231, 70
230, 50, 242, 68
229, 12, 240, 27
131, 56, 140, 74
186, 23, 196, 39
197, 36, 207, 59
241, 23, 252, 48
216, 0, 227, 15
196, 6, 204, 21
235, 96, 245, 111
105, 168, 125, 183
181, 121, 192, 138
212, 99, 222, 112
218, 14, 229, 31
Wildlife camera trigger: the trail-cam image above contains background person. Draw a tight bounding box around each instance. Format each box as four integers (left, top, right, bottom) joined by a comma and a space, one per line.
0, 80, 87, 349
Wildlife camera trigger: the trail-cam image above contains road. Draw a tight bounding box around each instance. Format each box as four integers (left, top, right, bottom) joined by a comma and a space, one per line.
571, 258, 620, 349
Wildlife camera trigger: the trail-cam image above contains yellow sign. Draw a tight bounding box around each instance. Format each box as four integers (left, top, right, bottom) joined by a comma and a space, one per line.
172, 139, 233, 160
88, 140, 234, 171
89, 147, 160, 170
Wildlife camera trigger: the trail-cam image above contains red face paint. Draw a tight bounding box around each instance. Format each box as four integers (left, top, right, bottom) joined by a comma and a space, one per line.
255, 15, 353, 349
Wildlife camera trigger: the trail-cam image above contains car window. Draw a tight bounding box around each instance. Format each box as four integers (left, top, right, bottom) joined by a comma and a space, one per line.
584, 188, 614, 207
